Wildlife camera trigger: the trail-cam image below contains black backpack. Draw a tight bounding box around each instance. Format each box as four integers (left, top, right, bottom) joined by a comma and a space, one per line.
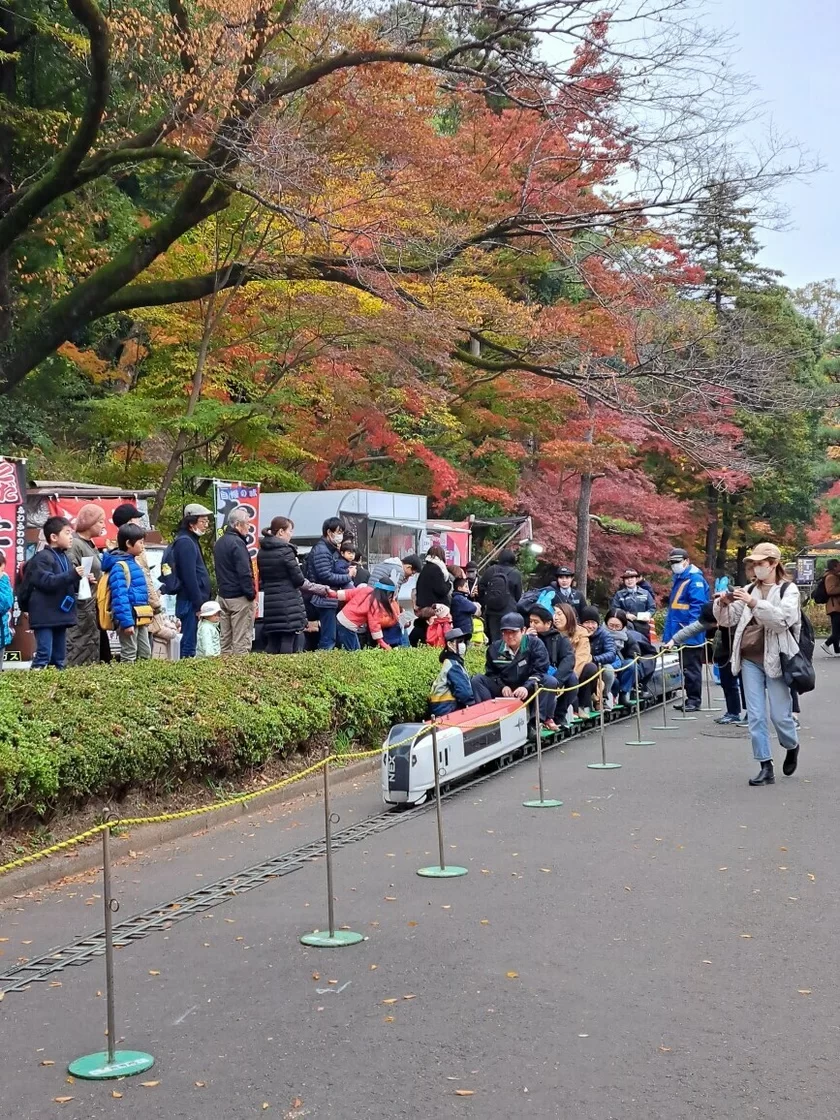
484, 569, 511, 612
811, 576, 828, 605
15, 558, 35, 614
158, 542, 181, 596
747, 581, 814, 663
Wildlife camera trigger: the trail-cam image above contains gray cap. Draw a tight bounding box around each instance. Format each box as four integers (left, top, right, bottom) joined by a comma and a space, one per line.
444, 627, 467, 643
500, 612, 526, 632
184, 503, 213, 517
667, 547, 689, 562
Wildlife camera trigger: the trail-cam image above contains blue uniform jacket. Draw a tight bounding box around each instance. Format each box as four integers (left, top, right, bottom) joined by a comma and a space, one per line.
662, 564, 709, 645
610, 586, 656, 617
102, 551, 151, 631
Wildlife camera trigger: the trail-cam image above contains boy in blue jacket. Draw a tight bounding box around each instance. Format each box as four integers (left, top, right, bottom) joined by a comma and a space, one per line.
26, 516, 83, 670
103, 524, 152, 664
451, 576, 480, 638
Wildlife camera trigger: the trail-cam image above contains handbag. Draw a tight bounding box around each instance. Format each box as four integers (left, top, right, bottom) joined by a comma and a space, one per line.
133, 604, 155, 627
780, 649, 816, 694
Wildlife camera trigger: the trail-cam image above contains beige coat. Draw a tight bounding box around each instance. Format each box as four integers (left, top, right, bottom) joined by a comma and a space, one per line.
564, 625, 592, 677
713, 580, 800, 678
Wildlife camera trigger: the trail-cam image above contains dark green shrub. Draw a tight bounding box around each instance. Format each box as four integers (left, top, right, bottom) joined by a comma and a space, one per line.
0, 648, 451, 823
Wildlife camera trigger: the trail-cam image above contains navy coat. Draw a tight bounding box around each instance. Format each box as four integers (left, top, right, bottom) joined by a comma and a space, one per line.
27, 547, 81, 629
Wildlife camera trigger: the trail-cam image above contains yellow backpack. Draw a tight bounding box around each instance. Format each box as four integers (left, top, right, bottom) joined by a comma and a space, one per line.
96, 562, 130, 631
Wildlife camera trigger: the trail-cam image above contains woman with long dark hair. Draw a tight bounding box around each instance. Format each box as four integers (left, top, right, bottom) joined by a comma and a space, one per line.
335, 581, 402, 650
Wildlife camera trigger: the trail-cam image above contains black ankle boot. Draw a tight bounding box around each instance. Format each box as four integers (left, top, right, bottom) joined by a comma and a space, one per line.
749, 760, 775, 786
782, 746, 799, 776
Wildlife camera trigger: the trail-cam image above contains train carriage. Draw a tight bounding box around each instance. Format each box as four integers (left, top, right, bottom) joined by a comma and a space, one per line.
382, 651, 683, 807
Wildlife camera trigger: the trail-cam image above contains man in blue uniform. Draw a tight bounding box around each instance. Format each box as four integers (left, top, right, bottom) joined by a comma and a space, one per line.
662, 547, 709, 712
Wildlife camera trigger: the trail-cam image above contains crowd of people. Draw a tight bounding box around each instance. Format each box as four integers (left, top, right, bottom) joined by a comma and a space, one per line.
9, 502, 819, 786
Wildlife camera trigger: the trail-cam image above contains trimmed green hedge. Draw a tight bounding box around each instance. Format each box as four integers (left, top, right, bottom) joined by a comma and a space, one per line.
0, 649, 449, 823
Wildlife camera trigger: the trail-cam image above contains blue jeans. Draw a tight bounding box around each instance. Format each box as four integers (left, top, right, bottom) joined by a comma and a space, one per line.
382, 624, 408, 648
176, 601, 198, 658
316, 607, 337, 650
740, 658, 798, 762
336, 622, 361, 651
32, 627, 68, 670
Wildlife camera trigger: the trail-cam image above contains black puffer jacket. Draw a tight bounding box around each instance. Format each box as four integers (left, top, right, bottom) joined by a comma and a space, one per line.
257, 535, 307, 634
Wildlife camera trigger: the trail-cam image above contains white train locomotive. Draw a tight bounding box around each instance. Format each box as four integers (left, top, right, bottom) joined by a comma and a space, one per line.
382, 653, 682, 807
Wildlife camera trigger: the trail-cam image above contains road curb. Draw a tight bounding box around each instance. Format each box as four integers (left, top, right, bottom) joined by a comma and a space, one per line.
0, 755, 379, 901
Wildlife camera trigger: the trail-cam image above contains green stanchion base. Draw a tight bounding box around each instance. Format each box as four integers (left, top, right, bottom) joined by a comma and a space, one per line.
671, 715, 698, 721
698, 706, 722, 712
651, 725, 678, 731
416, 865, 468, 878
299, 929, 365, 948
522, 798, 563, 807
587, 762, 622, 770
68, 1051, 155, 1080
625, 739, 656, 746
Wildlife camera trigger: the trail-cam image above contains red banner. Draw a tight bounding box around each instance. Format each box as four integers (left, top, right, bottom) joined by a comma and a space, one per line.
0, 457, 26, 588
213, 481, 261, 562
46, 497, 130, 548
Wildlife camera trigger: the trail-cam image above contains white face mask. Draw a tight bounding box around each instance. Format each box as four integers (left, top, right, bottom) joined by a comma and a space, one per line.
193, 526, 207, 537
456, 642, 467, 656
670, 559, 688, 574
752, 562, 772, 581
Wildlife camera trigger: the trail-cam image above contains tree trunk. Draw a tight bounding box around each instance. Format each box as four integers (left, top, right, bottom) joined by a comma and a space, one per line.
575, 471, 593, 597
149, 296, 217, 524
574, 395, 595, 596
0, 4, 16, 344
715, 493, 733, 572
704, 483, 718, 572
735, 517, 748, 585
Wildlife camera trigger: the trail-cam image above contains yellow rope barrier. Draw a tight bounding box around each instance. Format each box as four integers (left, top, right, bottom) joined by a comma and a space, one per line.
0, 638, 714, 879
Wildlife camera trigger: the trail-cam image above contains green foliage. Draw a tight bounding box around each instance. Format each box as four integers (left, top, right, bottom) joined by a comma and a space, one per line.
0, 648, 454, 824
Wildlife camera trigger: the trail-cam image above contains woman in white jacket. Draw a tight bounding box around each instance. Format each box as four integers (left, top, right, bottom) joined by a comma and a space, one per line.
713, 542, 801, 786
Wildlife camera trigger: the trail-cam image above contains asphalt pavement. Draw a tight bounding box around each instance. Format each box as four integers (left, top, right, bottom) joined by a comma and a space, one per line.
2, 657, 839, 1120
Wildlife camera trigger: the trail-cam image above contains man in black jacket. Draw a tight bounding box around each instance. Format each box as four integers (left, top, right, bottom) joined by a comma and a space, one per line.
471, 612, 556, 725
214, 508, 257, 655
170, 503, 213, 658
478, 549, 523, 643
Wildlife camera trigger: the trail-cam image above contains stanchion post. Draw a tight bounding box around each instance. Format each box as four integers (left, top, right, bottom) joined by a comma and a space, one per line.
588, 673, 621, 770
671, 646, 698, 721
68, 820, 155, 1080
300, 749, 365, 946
652, 647, 677, 732
524, 689, 563, 807
418, 722, 468, 877
625, 658, 655, 746
699, 640, 722, 712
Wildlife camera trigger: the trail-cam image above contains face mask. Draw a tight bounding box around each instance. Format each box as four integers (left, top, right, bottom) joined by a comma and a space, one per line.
670, 560, 688, 574
752, 563, 772, 581
456, 642, 467, 656
194, 526, 207, 537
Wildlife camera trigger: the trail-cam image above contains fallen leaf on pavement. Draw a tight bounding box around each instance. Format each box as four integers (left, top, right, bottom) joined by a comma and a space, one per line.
740, 934, 753, 939
141, 1081, 160, 1087
808, 873, 816, 881
327, 979, 337, 986
369, 965, 377, 971
506, 971, 519, 979
111, 1091, 123, 1098
403, 994, 416, 1000
659, 1046, 672, 1053
384, 896, 397, 901
571, 812, 581, 818
311, 973, 320, 981
540, 868, 551, 873
195, 1081, 206, 1087
292, 1099, 302, 1109
797, 989, 812, 995
148, 970, 160, 976
702, 960, 712, 965
455, 1089, 475, 1096
382, 998, 398, 1004
383, 1016, 395, 1023
53, 1098, 73, 1105
407, 921, 418, 927
41, 1060, 55, 1066
480, 919, 490, 925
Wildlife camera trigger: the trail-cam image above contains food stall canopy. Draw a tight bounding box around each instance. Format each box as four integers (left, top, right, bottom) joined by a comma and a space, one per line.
804, 540, 840, 554
260, 489, 428, 540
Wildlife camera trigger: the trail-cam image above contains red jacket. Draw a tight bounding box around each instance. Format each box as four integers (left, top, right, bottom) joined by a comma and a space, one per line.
338, 586, 400, 643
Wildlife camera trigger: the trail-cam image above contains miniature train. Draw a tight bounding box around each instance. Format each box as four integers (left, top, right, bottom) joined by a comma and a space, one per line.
381, 653, 683, 807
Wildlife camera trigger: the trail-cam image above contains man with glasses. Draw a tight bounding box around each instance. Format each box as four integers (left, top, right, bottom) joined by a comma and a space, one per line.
169, 503, 213, 658
662, 547, 709, 712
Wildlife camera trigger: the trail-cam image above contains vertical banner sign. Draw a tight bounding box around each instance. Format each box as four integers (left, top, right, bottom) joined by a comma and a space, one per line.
0, 457, 26, 591
213, 480, 261, 595
46, 497, 128, 546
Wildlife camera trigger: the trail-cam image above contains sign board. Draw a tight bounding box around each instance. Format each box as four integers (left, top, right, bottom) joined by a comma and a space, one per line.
0, 457, 26, 590
796, 557, 816, 584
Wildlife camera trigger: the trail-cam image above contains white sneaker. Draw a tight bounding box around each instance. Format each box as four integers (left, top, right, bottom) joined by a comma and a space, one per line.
605, 693, 616, 710
822, 641, 836, 656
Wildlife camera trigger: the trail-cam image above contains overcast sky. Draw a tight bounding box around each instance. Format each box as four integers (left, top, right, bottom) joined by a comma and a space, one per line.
706, 0, 839, 288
